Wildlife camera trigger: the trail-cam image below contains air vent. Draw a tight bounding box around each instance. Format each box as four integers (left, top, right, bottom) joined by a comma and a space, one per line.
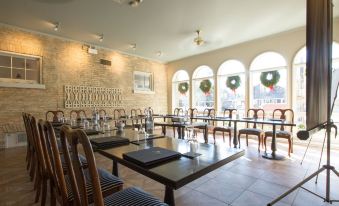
100, 59, 112, 66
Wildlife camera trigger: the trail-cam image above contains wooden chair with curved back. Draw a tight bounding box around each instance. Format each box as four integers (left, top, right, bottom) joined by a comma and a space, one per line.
70, 110, 87, 120
173, 108, 184, 116
213, 109, 237, 145
238, 109, 265, 151
60, 126, 167, 206
99, 109, 107, 118
131, 108, 144, 130
188, 108, 198, 122
264, 109, 294, 156
22, 113, 36, 180
45, 110, 64, 122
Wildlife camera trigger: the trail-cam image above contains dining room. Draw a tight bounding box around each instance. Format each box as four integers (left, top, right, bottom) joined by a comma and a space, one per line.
1, 0, 339, 206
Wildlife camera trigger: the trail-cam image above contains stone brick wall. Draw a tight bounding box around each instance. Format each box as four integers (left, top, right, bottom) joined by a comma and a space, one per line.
0, 24, 168, 144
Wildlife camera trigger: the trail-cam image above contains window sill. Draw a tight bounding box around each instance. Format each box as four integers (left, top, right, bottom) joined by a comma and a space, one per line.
133, 90, 155, 94
0, 82, 46, 89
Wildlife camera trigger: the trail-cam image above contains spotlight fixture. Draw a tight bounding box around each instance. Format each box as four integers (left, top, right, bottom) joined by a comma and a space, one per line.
156, 51, 163, 57
129, 0, 143, 7
194, 30, 204, 46
130, 43, 137, 51
53, 22, 60, 31
99, 34, 104, 42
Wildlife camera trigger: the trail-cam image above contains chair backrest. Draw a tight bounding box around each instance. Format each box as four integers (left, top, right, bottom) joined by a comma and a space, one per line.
60, 126, 104, 206
41, 121, 70, 205
98, 109, 106, 118
119, 109, 126, 117
202, 108, 209, 116
247, 109, 265, 129
22, 113, 34, 156
273, 109, 294, 132
70, 110, 87, 119
144, 107, 154, 116
46, 110, 64, 122
113, 109, 121, 119
223, 109, 237, 126
188, 108, 198, 123
131, 109, 143, 125
174, 108, 183, 116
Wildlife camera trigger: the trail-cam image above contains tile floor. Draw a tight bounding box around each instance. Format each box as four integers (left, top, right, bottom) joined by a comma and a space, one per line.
1, 130, 339, 206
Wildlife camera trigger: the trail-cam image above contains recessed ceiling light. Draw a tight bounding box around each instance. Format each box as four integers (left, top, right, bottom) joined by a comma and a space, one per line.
53, 22, 60, 31
129, 0, 143, 7
99, 34, 104, 42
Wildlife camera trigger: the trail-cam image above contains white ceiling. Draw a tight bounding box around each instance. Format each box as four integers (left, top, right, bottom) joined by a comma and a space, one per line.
0, 0, 338, 63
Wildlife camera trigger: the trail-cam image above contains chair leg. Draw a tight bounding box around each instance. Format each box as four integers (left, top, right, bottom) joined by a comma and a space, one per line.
222, 132, 225, 142
41, 177, 47, 206
50, 180, 56, 206
246, 134, 248, 146
228, 132, 232, 147
35, 173, 41, 203
291, 137, 294, 153
258, 135, 261, 152
238, 134, 241, 148
173, 127, 175, 138
213, 130, 216, 144
264, 135, 268, 152
288, 138, 292, 157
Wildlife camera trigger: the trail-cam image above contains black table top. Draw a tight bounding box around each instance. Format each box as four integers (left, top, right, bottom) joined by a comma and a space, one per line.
98, 137, 244, 189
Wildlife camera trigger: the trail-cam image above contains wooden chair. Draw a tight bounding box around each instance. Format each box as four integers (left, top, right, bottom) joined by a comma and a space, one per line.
264, 109, 294, 156
60, 126, 167, 206
173, 108, 183, 116
238, 109, 265, 151
99, 109, 107, 118
213, 109, 237, 145
22, 113, 35, 180
70, 110, 87, 119
45, 110, 64, 122
131, 108, 144, 130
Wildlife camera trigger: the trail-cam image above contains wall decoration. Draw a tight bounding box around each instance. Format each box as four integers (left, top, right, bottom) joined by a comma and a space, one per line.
64, 85, 123, 108
199, 79, 212, 95
226, 75, 241, 93
133, 71, 154, 93
260, 70, 280, 90
178, 82, 189, 95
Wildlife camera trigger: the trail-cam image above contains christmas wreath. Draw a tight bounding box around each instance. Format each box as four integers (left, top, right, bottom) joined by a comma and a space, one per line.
178, 82, 189, 95
199, 79, 212, 95
260, 70, 280, 90
226, 75, 241, 92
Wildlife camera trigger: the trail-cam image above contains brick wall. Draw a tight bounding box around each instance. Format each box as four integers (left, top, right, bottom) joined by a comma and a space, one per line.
0, 24, 168, 144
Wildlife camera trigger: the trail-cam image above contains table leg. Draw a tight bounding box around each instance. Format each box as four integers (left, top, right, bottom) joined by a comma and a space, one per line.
177, 126, 183, 139
112, 160, 119, 176
164, 186, 175, 206
262, 124, 285, 160
233, 121, 238, 148
204, 124, 208, 143
161, 125, 167, 135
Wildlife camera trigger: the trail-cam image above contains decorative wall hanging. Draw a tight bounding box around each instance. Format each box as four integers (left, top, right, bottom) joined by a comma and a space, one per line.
199, 79, 212, 95
178, 82, 189, 95
64, 85, 123, 108
226, 75, 241, 93
260, 70, 280, 90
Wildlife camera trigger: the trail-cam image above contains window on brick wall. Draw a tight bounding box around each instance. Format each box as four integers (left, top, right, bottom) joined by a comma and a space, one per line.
0, 51, 42, 86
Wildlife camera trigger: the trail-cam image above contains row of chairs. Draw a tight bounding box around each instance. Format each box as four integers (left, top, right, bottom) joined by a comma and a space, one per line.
23, 112, 166, 206
173, 107, 294, 156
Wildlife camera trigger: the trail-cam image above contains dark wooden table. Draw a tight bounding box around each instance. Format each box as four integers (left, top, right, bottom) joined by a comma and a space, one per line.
98, 137, 244, 206
192, 116, 295, 160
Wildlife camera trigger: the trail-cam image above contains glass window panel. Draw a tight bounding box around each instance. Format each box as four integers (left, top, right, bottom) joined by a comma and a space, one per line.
218, 74, 245, 112
218, 60, 245, 75
12, 68, 25, 80
26, 58, 40, 70
26, 70, 40, 83
250, 52, 287, 71
193, 66, 213, 79
193, 78, 214, 109
172, 81, 189, 109
0, 55, 11, 67
12, 57, 25, 69
172, 70, 189, 82
0, 67, 11, 78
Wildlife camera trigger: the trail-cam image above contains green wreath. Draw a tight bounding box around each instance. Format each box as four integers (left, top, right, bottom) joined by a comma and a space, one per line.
178, 82, 189, 95
260, 70, 280, 90
199, 79, 212, 95
226, 75, 241, 92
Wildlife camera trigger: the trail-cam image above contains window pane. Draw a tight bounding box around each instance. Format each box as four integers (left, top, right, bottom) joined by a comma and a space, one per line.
26, 70, 40, 83
193, 66, 213, 79
0, 67, 11, 78
172, 81, 189, 109
218, 74, 245, 112
12, 57, 25, 69
12, 68, 25, 80
26, 58, 40, 70
218, 60, 245, 75
0, 55, 11, 67
193, 78, 214, 109
250, 52, 287, 71
173, 70, 189, 82
251, 69, 287, 110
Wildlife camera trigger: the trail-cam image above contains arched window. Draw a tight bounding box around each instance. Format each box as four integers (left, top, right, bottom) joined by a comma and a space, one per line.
172, 70, 190, 109
192, 65, 214, 109
250, 52, 288, 111
217, 60, 246, 113
293, 42, 339, 127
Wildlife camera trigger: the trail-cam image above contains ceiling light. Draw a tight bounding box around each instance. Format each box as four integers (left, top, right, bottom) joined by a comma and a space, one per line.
194, 30, 204, 46
130, 43, 137, 50
129, 0, 143, 7
53, 22, 60, 31
99, 34, 104, 42
156, 51, 163, 57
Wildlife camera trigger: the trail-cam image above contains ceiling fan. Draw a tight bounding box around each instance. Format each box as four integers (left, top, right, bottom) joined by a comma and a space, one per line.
194, 30, 205, 46
129, 0, 143, 7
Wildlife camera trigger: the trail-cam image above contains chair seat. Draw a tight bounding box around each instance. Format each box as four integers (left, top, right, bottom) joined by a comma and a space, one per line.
213, 126, 232, 132
103, 187, 167, 206
61, 154, 88, 172
66, 168, 123, 201
239, 128, 263, 135
265, 130, 291, 138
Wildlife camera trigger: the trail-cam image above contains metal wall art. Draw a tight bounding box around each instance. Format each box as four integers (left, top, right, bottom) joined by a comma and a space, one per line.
64, 85, 123, 108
